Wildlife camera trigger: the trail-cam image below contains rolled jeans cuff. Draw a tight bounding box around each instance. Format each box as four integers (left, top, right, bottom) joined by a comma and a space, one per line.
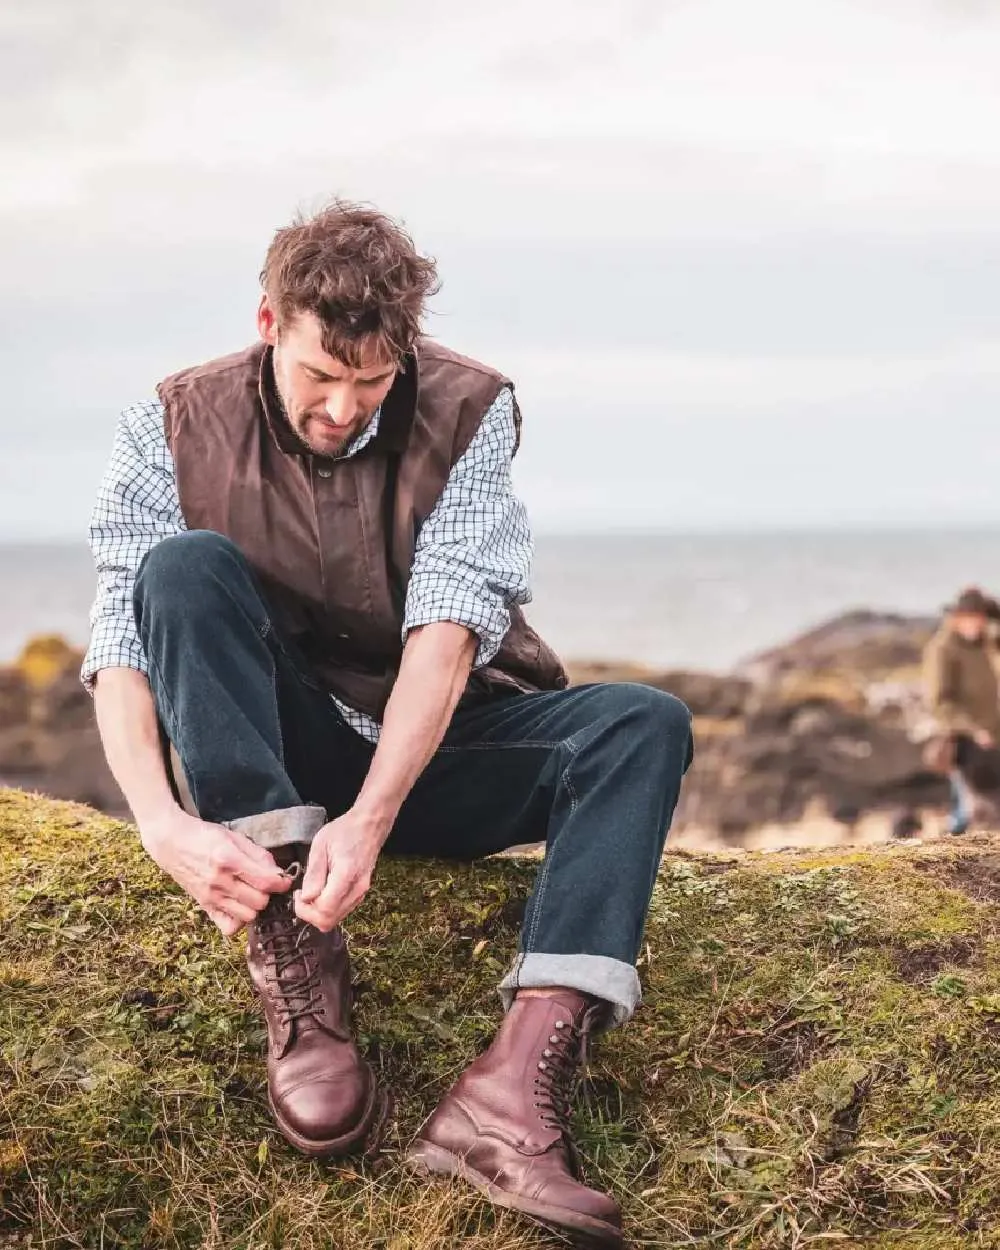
224, 804, 327, 849
498, 952, 641, 1030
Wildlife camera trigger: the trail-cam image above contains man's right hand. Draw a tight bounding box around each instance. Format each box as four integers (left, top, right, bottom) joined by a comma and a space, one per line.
974, 730, 995, 749
139, 809, 291, 936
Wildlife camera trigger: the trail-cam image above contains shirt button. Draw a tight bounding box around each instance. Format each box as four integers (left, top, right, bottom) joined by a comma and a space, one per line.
317, 466, 333, 479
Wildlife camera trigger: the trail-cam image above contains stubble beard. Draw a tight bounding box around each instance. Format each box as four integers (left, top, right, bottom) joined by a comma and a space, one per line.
274, 387, 349, 462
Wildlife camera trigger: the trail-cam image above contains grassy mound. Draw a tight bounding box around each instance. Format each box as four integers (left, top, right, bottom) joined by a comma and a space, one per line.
3, 789, 1000, 1248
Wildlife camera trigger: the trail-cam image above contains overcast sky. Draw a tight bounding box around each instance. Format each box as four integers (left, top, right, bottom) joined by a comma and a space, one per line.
3, 0, 1000, 539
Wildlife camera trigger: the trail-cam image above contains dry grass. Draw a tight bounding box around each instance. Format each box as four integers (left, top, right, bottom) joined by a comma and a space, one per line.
4, 790, 1000, 1248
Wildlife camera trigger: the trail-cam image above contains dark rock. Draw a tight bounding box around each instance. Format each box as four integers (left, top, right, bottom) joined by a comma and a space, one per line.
890, 809, 923, 839
0, 645, 127, 818
739, 609, 936, 682
0, 614, 960, 843
643, 670, 752, 719
567, 662, 752, 719
0, 726, 45, 774
0, 668, 31, 732
673, 691, 948, 839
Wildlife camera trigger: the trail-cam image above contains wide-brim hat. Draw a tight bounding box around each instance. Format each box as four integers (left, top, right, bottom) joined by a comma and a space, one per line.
945, 586, 998, 618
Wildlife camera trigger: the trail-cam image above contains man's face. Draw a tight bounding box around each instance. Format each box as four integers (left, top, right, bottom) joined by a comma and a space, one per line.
257, 298, 397, 459
951, 610, 988, 643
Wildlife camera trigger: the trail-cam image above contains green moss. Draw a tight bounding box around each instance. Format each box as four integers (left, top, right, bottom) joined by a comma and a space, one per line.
5, 788, 1000, 1247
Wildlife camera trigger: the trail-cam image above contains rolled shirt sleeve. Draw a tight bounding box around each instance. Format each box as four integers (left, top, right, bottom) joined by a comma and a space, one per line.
402, 386, 533, 668
81, 400, 186, 688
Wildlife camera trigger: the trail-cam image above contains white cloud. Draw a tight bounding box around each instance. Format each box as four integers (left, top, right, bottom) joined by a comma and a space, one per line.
3, 0, 1000, 238
3, 0, 1000, 536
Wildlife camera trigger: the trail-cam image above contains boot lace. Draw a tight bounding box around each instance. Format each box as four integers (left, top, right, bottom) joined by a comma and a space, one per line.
257, 867, 325, 1027
533, 1015, 588, 1134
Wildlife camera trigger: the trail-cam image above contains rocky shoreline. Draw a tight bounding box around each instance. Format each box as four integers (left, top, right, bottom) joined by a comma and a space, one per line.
570, 608, 947, 848
0, 610, 950, 846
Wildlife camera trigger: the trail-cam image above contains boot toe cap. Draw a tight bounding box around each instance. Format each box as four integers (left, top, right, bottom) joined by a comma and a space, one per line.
536, 1176, 622, 1229
274, 1068, 375, 1146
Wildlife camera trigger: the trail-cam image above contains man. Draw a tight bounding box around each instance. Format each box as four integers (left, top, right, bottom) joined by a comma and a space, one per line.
84, 201, 693, 1248
923, 587, 1000, 835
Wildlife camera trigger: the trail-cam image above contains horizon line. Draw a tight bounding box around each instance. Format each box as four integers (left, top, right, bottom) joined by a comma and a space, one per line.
2, 522, 1000, 548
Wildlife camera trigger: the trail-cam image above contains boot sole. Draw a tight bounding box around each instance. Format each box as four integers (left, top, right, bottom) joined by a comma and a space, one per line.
406, 1138, 624, 1248
270, 1081, 391, 1159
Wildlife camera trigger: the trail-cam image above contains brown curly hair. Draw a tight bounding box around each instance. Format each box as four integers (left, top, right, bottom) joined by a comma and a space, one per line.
260, 200, 440, 367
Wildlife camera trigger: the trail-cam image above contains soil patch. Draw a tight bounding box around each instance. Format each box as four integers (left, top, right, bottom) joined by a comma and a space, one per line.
917, 853, 1000, 904
891, 935, 979, 983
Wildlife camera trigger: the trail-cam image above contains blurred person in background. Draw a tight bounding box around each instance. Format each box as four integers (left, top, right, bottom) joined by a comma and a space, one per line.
923, 587, 1000, 835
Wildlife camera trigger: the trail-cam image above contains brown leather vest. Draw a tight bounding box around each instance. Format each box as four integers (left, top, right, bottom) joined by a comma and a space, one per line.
158, 340, 567, 718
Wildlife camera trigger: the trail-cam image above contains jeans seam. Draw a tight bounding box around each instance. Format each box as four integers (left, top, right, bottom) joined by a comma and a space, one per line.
258, 617, 300, 770
263, 620, 331, 696
524, 738, 580, 952
264, 633, 287, 771
270, 668, 286, 770
436, 739, 564, 754
146, 650, 181, 747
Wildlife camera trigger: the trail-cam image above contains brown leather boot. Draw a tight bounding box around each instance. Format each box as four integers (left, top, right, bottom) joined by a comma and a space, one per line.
408, 990, 623, 1247
246, 844, 388, 1157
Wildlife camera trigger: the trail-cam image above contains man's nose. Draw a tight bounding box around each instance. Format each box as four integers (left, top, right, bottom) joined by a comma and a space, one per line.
325, 391, 354, 427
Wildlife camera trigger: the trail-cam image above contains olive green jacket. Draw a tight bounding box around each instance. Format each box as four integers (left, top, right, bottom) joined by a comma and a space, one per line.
923, 626, 1000, 740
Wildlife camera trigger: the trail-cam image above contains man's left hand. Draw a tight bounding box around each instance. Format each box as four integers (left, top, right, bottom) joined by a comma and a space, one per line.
294, 810, 387, 931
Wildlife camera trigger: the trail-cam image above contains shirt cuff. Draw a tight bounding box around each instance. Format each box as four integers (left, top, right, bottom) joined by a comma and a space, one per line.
402, 602, 511, 669
80, 621, 150, 691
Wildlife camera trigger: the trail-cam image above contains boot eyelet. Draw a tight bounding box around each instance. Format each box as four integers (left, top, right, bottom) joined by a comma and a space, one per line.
543, 1049, 552, 1058
538, 1061, 547, 1071
555, 1021, 565, 1029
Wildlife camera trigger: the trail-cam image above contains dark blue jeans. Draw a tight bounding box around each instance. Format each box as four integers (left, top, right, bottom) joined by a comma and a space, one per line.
948, 771, 971, 835
134, 531, 693, 1026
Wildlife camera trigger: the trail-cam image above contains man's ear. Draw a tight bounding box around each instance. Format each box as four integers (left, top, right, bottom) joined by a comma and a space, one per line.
257, 294, 279, 345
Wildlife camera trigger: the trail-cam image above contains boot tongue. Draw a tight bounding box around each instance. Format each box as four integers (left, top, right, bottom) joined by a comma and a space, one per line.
526, 993, 603, 1161
547, 991, 591, 1025
258, 876, 325, 1035
270, 841, 309, 875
